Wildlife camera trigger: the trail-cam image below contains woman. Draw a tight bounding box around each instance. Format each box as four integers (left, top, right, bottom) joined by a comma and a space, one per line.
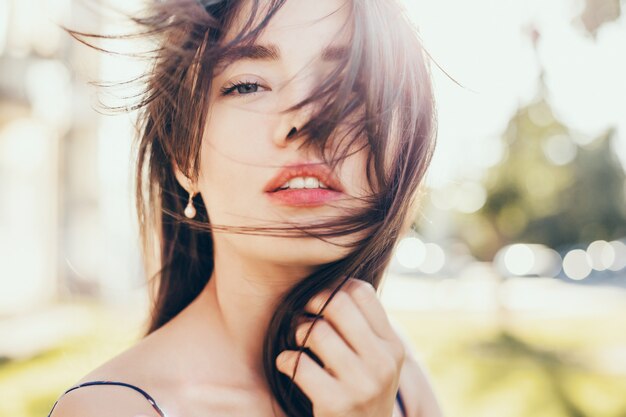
48, 0, 441, 416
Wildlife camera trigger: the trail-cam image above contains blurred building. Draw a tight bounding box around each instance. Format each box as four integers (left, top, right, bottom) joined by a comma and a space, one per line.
0, 0, 143, 316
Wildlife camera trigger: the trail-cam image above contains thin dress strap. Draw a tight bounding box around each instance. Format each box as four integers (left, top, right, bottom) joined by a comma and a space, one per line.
48, 380, 405, 417
396, 387, 407, 417
46, 380, 166, 417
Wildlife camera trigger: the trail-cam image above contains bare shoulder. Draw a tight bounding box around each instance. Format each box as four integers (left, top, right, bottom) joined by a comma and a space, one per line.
49, 335, 166, 417
48, 381, 163, 417
392, 320, 444, 417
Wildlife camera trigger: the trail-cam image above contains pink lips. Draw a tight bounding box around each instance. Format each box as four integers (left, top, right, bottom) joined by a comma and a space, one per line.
266, 188, 344, 207
264, 161, 345, 207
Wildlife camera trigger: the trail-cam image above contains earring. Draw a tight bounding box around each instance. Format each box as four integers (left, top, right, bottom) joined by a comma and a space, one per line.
184, 191, 197, 219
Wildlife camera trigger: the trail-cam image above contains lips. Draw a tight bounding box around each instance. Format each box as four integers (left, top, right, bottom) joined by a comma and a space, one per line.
263, 161, 345, 194
266, 188, 344, 207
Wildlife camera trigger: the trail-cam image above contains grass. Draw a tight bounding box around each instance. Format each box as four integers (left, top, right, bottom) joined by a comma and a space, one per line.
1, 303, 625, 417
0, 302, 144, 417
392, 310, 626, 417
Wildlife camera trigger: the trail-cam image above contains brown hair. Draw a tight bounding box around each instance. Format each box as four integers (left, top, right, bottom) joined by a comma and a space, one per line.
64, 0, 437, 415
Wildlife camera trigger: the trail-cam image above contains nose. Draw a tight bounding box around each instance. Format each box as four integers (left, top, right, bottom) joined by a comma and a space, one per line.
272, 74, 318, 148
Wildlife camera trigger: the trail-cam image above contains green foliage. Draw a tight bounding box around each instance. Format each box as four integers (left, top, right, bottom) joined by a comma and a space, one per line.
578, 0, 622, 36
0, 304, 142, 417
462, 95, 626, 259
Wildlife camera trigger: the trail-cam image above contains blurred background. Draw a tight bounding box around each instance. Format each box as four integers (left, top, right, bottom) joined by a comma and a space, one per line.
1, 0, 625, 416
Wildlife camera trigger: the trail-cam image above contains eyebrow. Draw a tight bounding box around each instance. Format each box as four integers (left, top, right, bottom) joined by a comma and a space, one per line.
217, 42, 349, 67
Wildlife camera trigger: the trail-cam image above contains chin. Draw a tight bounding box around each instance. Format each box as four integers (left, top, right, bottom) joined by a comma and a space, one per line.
228, 234, 352, 267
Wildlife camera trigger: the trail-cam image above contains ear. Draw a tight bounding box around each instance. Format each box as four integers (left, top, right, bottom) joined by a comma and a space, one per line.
399, 213, 415, 237
172, 159, 197, 194
400, 185, 427, 235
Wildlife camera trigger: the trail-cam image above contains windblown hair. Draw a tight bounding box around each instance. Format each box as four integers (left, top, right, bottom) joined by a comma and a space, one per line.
65, 0, 437, 415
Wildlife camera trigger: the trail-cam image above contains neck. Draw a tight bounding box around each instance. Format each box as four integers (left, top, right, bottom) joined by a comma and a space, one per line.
176, 237, 314, 389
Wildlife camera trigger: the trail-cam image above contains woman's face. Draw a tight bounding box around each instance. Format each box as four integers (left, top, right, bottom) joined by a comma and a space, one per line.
182, 0, 371, 267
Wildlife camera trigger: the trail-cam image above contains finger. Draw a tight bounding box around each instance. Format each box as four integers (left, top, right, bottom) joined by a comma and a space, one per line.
343, 278, 407, 371
276, 349, 339, 402
295, 317, 365, 381
304, 287, 380, 357
342, 278, 398, 342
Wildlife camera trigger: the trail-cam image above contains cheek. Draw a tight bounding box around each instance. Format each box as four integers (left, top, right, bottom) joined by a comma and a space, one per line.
350, 150, 372, 195
200, 102, 281, 166
334, 141, 373, 200
197, 104, 278, 215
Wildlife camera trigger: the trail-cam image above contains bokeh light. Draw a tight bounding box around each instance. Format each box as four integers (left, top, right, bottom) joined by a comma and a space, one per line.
420, 243, 446, 274
608, 240, 626, 271
495, 243, 562, 277
542, 134, 578, 166
562, 249, 593, 280
586, 239, 614, 271
395, 236, 426, 269
504, 244, 535, 276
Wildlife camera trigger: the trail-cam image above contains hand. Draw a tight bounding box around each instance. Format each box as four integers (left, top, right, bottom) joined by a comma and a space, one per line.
275, 278, 406, 417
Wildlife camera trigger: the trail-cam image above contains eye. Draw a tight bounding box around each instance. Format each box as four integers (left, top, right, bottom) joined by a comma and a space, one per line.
220, 81, 267, 96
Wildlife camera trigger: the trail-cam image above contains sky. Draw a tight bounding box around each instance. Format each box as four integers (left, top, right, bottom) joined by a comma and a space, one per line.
402, 0, 626, 188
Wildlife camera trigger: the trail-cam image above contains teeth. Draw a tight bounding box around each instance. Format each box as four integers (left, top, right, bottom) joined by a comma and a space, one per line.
304, 177, 319, 188
289, 177, 306, 189
277, 176, 330, 190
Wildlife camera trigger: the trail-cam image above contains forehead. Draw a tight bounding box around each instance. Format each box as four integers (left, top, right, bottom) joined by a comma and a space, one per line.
222, 0, 353, 53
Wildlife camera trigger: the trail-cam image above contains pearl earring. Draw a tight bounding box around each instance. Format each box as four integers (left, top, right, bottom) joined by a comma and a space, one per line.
184, 191, 197, 219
